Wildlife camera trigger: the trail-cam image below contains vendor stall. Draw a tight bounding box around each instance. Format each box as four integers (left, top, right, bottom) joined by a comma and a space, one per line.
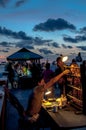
42, 99, 86, 129
42, 60, 86, 129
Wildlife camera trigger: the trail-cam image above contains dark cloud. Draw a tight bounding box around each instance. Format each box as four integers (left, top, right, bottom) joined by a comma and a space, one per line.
67, 45, 73, 49
0, 41, 12, 47
0, 0, 10, 7
33, 18, 76, 32
0, 26, 53, 46
63, 36, 78, 43
39, 48, 53, 55
61, 44, 67, 48
25, 46, 34, 49
0, 26, 33, 41
79, 27, 86, 34
0, 40, 35, 50
0, 0, 28, 8
2, 49, 9, 53
51, 42, 60, 48
15, 0, 27, 7
63, 35, 86, 43
34, 37, 52, 45
76, 46, 86, 51
16, 42, 34, 49
0, 25, 76, 55
0, 26, 54, 49
0, 48, 9, 53
61, 44, 73, 49
76, 35, 86, 42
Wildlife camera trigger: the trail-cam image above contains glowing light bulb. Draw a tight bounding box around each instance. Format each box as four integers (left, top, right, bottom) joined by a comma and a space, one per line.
62, 56, 68, 62
45, 90, 51, 95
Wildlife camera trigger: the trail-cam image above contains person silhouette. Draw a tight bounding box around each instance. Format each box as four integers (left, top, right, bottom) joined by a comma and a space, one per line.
76, 52, 82, 62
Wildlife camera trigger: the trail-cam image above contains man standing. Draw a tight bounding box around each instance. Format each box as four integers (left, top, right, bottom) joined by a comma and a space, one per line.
54, 56, 67, 96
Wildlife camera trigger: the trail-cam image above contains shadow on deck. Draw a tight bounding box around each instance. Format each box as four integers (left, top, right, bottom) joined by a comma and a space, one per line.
5, 88, 51, 130
5, 88, 32, 130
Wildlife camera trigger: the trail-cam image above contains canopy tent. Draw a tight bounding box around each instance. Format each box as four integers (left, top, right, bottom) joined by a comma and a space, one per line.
7, 48, 43, 61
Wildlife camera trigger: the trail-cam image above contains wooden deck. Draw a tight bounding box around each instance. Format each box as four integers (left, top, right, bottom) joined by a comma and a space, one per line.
5, 88, 51, 130
5, 88, 32, 130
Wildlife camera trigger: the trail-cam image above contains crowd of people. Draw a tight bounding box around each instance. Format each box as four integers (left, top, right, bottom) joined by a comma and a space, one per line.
5, 58, 66, 96
5, 60, 42, 89
5, 56, 80, 95
5, 54, 83, 97
4, 55, 82, 129
4, 58, 70, 129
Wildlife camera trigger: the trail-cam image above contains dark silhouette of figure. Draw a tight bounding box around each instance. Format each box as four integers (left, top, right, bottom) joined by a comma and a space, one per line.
54, 57, 67, 96
71, 59, 76, 65
42, 63, 54, 83
31, 62, 41, 86
76, 52, 82, 62
6, 62, 14, 88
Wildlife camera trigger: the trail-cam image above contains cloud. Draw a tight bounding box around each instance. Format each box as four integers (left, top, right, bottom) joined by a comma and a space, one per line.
79, 27, 86, 34
15, 0, 27, 7
34, 37, 52, 45
67, 45, 73, 49
33, 18, 76, 32
0, 0, 10, 7
0, 0, 28, 8
0, 26, 55, 50
1, 25, 85, 56
0, 41, 11, 47
39, 48, 53, 55
61, 44, 68, 48
0, 26, 55, 47
0, 48, 9, 53
0, 25, 78, 58
76, 46, 86, 51
0, 26, 33, 40
61, 44, 73, 49
16, 41, 34, 49
63, 36, 78, 43
51, 42, 60, 48
63, 35, 86, 43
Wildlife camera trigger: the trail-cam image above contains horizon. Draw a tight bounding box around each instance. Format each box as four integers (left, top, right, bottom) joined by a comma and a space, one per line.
0, 51, 86, 65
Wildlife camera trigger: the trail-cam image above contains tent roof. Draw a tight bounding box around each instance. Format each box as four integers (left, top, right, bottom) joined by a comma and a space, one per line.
7, 48, 43, 61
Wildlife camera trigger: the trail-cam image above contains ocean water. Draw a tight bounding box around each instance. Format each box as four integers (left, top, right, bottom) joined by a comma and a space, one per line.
0, 64, 6, 77
0, 64, 5, 71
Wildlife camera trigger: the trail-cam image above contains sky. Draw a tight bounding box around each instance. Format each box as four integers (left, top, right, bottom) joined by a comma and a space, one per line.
0, 0, 86, 62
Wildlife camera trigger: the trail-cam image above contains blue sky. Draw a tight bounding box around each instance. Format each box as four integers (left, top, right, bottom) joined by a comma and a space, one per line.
0, 0, 86, 61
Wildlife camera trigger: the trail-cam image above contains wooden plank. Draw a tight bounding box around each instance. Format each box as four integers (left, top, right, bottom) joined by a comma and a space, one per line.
42, 105, 86, 129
